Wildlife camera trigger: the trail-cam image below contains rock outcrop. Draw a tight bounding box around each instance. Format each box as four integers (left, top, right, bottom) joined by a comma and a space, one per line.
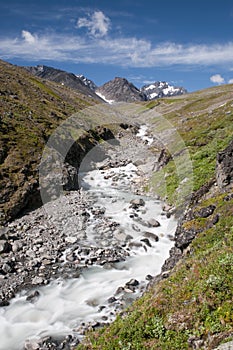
216, 139, 233, 191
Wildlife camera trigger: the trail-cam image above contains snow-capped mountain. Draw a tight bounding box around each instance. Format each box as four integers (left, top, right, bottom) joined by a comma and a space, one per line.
141, 81, 187, 100
96, 77, 147, 103
24, 65, 101, 101
25, 65, 187, 104
76, 74, 97, 91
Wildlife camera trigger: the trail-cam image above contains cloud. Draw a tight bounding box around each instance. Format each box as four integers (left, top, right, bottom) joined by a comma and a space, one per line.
2, 30, 233, 70
228, 78, 233, 84
77, 11, 110, 38
22, 30, 37, 44
210, 74, 225, 84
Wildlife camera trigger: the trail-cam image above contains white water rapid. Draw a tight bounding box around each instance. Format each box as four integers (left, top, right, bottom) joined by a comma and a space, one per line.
0, 126, 177, 350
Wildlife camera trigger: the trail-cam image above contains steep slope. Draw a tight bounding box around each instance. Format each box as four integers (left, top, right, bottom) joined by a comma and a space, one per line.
96, 77, 147, 103
78, 84, 233, 350
141, 81, 187, 99
0, 60, 103, 224
25, 65, 102, 101
76, 74, 97, 91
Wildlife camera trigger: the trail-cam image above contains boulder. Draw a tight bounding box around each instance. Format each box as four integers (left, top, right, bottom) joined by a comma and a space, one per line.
216, 140, 233, 191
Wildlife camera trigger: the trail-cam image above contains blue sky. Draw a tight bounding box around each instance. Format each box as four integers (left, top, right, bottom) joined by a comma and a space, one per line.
1, 0, 233, 91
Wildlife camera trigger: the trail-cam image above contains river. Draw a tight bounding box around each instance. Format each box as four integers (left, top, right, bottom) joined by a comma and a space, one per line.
0, 126, 177, 350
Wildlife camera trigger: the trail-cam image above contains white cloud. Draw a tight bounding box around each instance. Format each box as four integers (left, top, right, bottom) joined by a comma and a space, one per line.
2, 30, 233, 70
22, 30, 37, 44
77, 11, 110, 38
228, 78, 233, 84
210, 74, 225, 84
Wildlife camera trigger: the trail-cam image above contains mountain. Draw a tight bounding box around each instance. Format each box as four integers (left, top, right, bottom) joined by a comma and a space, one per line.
96, 77, 147, 103
76, 74, 97, 91
96, 77, 186, 103
1, 58, 233, 349
141, 81, 187, 100
0, 60, 104, 224
25, 65, 101, 101
26, 66, 187, 103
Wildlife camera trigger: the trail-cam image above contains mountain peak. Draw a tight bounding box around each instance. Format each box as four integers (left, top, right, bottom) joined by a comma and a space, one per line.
141, 81, 187, 100
96, 77, 147, 103
25, 65, 101, 101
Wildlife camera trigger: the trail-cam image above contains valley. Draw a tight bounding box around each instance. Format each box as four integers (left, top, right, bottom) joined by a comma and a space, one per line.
0, 59, 233, 350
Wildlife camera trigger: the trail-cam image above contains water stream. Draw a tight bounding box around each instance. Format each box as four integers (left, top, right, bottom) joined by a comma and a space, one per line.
0, 126, 177, 350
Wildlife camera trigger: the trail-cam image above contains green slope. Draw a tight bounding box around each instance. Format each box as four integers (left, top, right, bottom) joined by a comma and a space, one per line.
78, 85, 233, 350
0, 60, 100, 223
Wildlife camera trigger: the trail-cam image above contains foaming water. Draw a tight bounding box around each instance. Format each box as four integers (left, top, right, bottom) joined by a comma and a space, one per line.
0, 155, 177, 350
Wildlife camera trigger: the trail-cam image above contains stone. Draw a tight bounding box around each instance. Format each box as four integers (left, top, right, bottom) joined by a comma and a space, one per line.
32, 276, 44, 285
0, 240, 12, 254
132, 224, 140, 232
147, 219, 160, 227
65, 236, 77, 244
2, 261, 15, 274
12, 241, 23, 252
24, 340, 40, 350
195, 204, 216, 218
143, 231, 159, 242
128, 241, 143, 249
146, 274, 153, 281
140, 238, 152, 247
214, 340, 233, 349
216, 140, 233, 191
26, 290, 40, 302
130, 198, 145, 207
126, 279, 139, 287
107, 296, 117, 303
0, 299, 10, 307
0, 227, 8, 240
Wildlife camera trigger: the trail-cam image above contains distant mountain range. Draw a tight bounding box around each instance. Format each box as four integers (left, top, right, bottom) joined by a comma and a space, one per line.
25, 65, 187, 103
141, 81, 187, 100
25, 65, 101, 101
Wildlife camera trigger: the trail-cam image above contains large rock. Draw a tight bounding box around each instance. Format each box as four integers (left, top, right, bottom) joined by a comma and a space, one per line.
216, 140, 233, 191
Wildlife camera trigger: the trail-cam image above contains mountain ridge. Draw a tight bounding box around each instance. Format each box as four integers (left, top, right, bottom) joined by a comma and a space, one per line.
24, 65, 102, 101
25, 64, 187, 103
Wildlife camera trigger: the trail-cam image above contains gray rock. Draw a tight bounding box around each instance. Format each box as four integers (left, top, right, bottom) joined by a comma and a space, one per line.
0, 240, 12, 254
26, 290, 40, 302
12, 241, 23, 252
143, 231, 159, 242
216, 139, 233, 191
147, 219, 160, 227
32, 276, 44, 285
65, 236, 78, 244
2, 261, 15, 274
214, 340, 233, 349
24, 340, 40, 350
140, 238, 152, 247
132, 224, 140, 232
125, 279, 139, 287
130, 198, 145, 208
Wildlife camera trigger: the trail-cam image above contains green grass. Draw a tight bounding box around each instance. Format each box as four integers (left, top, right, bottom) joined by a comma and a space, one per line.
147, 94, 233, 204
77, 85, 233, 350
78, 194, 233, 349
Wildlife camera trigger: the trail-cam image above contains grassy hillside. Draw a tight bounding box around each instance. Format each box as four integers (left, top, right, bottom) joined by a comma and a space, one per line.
0, 60, 100, 223
78, 85, 233, 349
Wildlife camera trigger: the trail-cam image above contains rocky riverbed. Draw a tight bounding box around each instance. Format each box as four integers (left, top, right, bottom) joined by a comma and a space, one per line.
0, 125, 177, 350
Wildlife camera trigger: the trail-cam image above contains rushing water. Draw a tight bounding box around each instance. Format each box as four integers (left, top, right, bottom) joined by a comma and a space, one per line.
0, 126, 177, 350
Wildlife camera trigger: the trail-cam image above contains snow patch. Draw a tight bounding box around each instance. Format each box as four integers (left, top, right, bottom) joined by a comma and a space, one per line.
95, 91, 115, 104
